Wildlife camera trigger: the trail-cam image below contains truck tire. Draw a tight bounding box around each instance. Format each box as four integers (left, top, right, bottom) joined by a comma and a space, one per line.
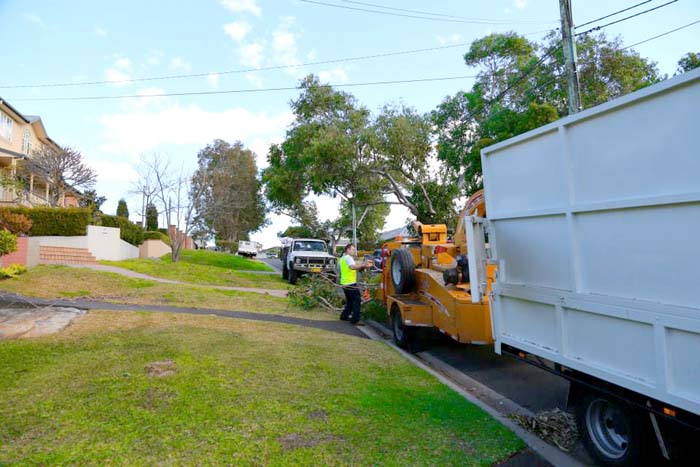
288, 269, 298, 285
576, 390, 656, 466
390, 249, 415, 294
391, 303, 413, 349
282, 264, 289, 280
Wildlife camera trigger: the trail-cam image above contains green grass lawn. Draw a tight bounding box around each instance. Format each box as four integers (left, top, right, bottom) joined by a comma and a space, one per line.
0, 265, 332, 321
102, 250, 287, 290
0, 311, 523, 466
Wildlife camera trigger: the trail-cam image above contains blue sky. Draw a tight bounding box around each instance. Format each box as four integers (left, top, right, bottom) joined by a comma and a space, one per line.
1, 0, 698, 247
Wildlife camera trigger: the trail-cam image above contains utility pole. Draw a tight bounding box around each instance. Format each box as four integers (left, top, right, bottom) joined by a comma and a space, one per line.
559, 0, 582, 113
352, 202, 357, 251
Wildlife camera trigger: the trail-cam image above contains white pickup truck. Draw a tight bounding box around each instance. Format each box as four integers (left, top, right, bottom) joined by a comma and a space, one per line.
466, 68, 700, 465
237, 240, 260, 258
280, 238, 337, 285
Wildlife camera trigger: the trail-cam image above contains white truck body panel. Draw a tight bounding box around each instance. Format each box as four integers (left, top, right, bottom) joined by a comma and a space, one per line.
238, 241, 259, 256
481, 69, 700, 415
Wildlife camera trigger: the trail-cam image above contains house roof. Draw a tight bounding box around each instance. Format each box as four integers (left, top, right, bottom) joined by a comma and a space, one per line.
380, 226, 410, 241
0, 97, 30, 123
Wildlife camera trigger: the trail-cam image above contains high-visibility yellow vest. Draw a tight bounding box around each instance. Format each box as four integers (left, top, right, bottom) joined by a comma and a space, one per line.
339, 255, 357, 285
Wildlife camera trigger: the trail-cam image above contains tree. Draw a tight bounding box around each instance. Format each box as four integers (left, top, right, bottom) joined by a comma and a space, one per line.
79, 189, 106, 214
432, 31, 661, 198
138, 153, 205, 262
23, 145, 97, 207
190, 140, 267, 251
677, 52, 700, 74
116, 199, 129, 218
263, 75, 450, 247
145, 203, 158, 231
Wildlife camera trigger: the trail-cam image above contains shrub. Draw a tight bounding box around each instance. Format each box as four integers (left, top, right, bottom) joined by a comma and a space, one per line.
99, 214, 144, 246
4, 207, 90, 236
0, 230, 17, 256
144, 230, 171, 245
288, 275, 344, 311
0, 209, 32, 234
0, 264, 27, 279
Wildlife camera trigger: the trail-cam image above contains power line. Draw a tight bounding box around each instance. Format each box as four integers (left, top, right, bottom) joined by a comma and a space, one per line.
339, 0, 556, 24
622, 18, 700, 49
0, 42, 475, 89
9, 75, 478, 102
576, 0, 653, 29
575, 0, 679, 36
301, 0, 555, 26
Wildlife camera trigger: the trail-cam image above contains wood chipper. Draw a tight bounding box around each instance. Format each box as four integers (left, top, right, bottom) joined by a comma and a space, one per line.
380, 190, 496, 348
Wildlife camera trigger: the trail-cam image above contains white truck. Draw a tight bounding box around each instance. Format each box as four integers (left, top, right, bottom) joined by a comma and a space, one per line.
280, 238, 337, 285
237, 240, 260, 258
466, 69, 700, 465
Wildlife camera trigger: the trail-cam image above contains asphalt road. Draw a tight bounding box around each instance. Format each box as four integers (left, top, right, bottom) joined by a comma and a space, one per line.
426, 340, 570, 413
261, 257, 283, 273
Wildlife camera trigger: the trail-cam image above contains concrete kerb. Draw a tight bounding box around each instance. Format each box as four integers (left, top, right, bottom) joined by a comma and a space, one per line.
359, 321, 583, 467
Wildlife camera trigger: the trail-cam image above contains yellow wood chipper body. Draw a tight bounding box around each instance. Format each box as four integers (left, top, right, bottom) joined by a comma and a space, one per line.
379, 191, 496, 347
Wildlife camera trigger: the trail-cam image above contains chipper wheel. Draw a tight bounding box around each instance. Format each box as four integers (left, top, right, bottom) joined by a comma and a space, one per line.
390, 248, 416, 294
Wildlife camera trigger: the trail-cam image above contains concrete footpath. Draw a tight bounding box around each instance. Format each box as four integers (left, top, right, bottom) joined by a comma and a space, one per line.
66, 264, 288, 298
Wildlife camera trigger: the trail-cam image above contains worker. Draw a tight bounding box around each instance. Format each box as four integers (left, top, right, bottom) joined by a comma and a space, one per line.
338, 244, 373, 325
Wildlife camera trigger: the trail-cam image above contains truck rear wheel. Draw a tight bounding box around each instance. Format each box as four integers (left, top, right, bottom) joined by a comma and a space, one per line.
282, 264, 289, 280
390, 249, 415, 294
576, 390, 655, 466
391, 303, 413, 349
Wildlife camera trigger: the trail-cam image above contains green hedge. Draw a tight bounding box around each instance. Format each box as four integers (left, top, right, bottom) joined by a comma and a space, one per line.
4, 207, 91, 236
144, 230, 171, 245
99, 215, 144, 246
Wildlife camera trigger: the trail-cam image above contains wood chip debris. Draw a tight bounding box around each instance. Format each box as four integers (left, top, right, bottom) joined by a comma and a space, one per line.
510, 408, 578, 452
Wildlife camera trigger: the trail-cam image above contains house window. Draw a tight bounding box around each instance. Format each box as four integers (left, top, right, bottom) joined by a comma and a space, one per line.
22, 128, 33, 154
0, 112, 12, 142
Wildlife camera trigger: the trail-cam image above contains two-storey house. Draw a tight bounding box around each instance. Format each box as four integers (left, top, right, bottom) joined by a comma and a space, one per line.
0, 97, 78, 207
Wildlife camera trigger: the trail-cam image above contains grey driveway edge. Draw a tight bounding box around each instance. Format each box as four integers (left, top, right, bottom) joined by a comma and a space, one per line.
0, 292, 365, 339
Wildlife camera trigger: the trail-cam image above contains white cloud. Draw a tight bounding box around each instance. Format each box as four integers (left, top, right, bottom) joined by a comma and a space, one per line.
239, 41, 265, 68
24, 14, 45, 28
105, 69, 131, 85
271, 17, 303, 76
98, 104, 294, 156
436, 33, 464, 46
91, 160, 139, 183
307, 49, 318, 61
115, 57, 131, 69
514, 0, 528, 10
223, 21, 251, 42
207, 73, 220, 89
220, 0, 261, 17
169, 57, 191, 72
94, 26, 108, 37
245, 72, 264, 88
105, 57, 132, 86
147, 50, 163, 66
318, 67, 349, 84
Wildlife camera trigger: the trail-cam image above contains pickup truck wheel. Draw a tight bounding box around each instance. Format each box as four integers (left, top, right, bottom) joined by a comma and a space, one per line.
391, 303, 412, 349
288, 269, 298, 285
577, 391, 655, 466
282, 264, 289, 280
390, 249, 415, 294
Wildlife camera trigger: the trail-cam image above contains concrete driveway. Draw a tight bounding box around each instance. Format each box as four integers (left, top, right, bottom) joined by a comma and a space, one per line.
0, 306, 84, 340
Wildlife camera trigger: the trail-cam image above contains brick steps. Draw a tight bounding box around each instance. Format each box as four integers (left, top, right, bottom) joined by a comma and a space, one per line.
39, 246, 97, 265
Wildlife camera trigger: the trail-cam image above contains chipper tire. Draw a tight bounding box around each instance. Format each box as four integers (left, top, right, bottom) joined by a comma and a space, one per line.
391, 303, 413, 349
390, 248, 415, 294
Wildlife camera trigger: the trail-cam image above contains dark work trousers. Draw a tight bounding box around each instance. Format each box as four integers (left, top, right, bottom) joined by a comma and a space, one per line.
341, 284, 362, 323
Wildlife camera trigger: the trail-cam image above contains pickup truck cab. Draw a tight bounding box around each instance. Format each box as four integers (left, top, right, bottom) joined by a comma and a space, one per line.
280, 238, 337, 285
